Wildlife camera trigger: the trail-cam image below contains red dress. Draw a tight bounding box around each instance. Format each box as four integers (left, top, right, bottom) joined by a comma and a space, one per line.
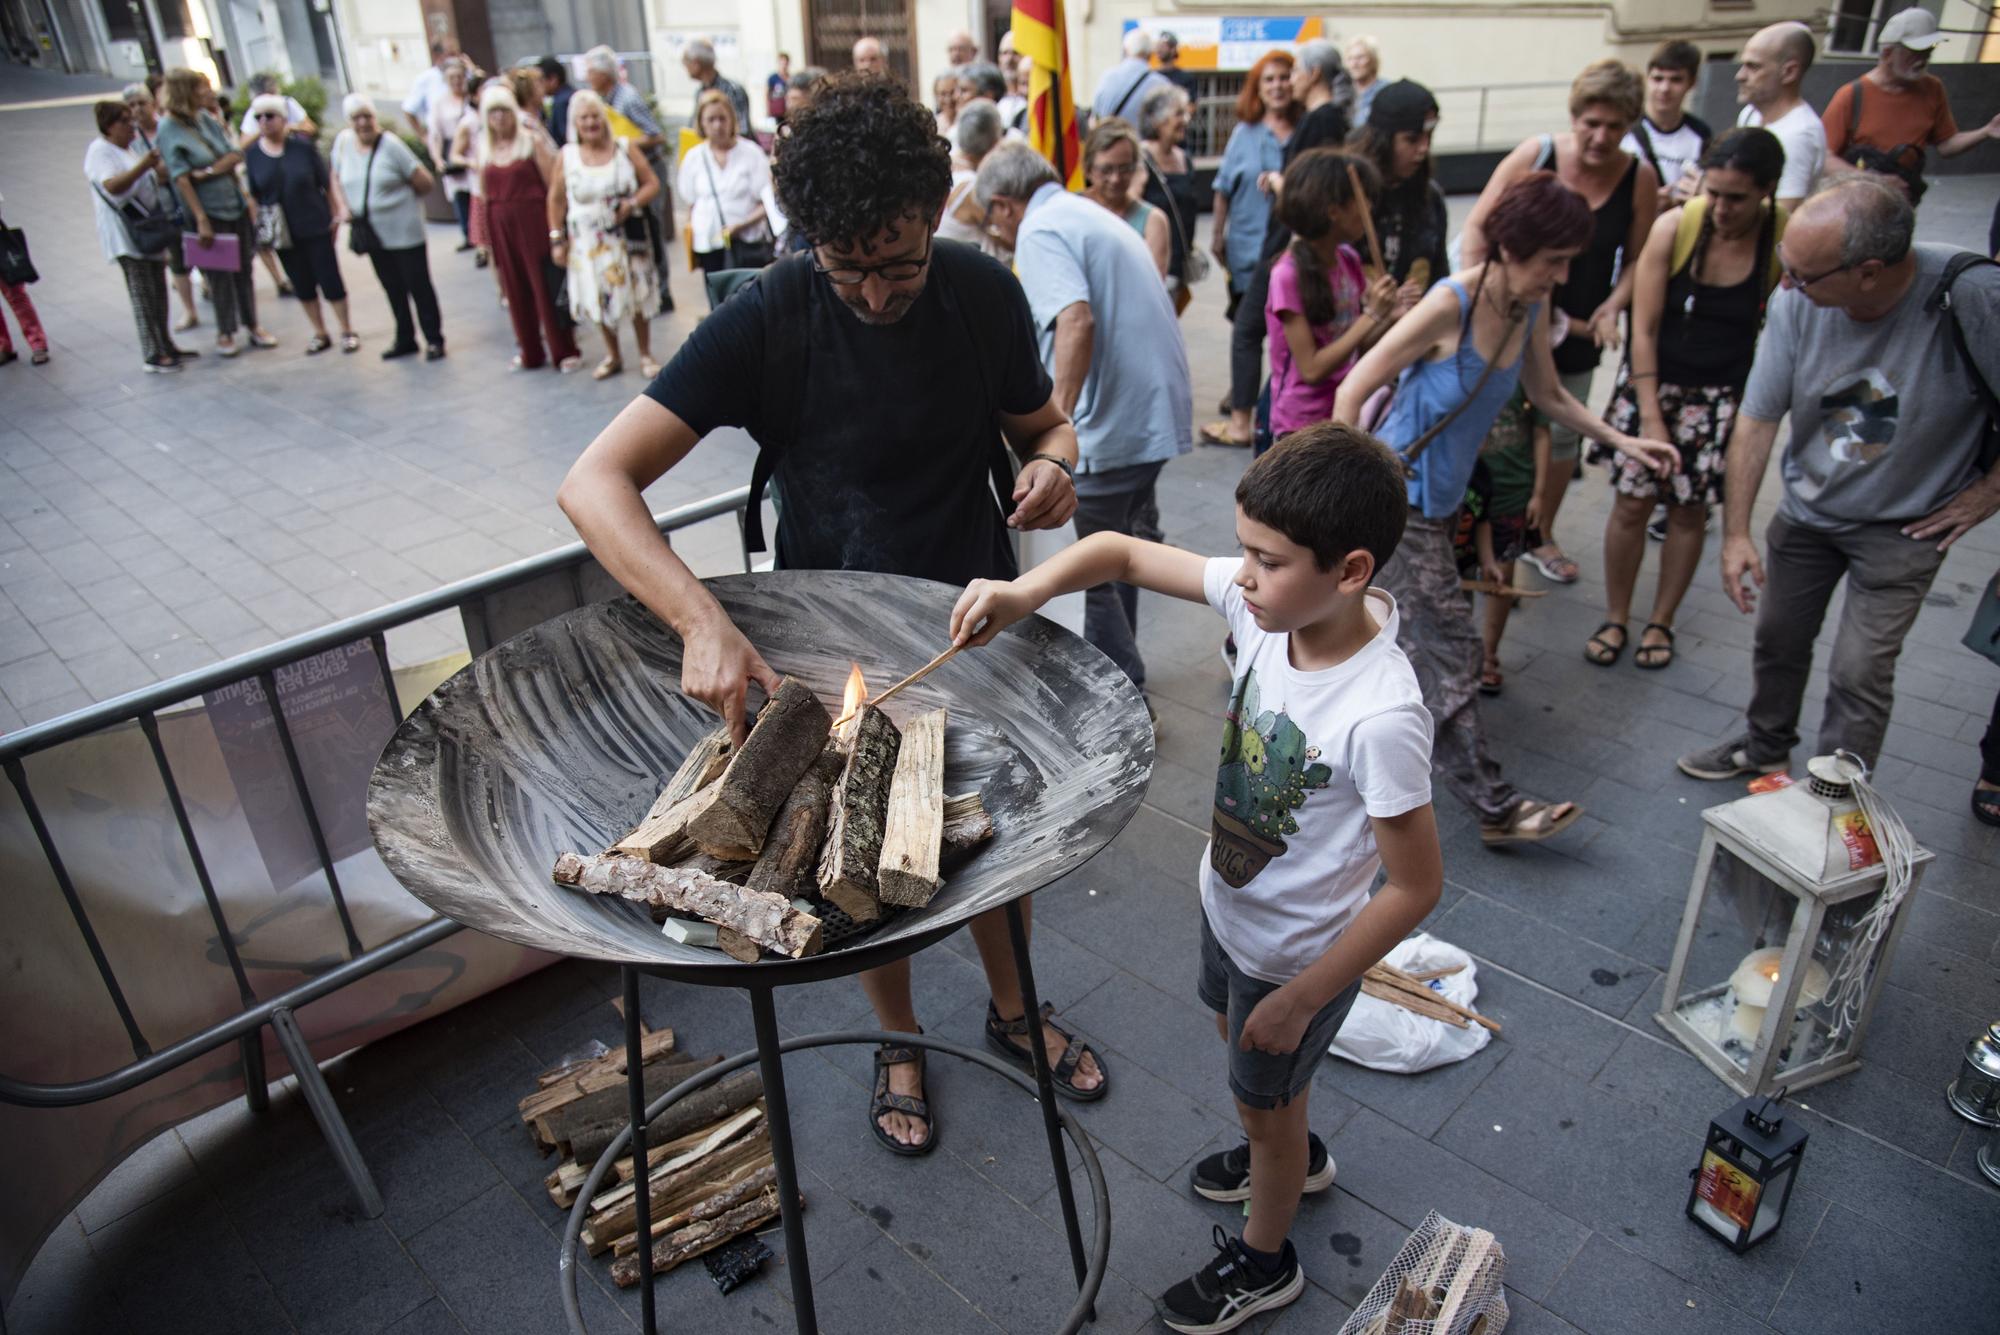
482, 154, 578, 368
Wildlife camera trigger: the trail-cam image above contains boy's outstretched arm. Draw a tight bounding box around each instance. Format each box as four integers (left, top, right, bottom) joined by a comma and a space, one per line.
1239, 805, 1445, 1054
949, 531, 1211, 647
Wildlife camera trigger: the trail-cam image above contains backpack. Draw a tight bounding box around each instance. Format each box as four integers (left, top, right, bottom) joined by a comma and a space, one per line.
1845, 79, 1928, 204
1929, 251, 2000, 471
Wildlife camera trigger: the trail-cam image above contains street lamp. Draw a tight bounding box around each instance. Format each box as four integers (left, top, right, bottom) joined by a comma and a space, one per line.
1657, 753, 1932, 1100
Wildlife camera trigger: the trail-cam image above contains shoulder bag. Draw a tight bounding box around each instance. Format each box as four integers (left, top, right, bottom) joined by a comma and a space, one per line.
1930, 251, 2000, 471
252, 147, 292, 250
1845, 79, 1928, 204
347, 135, 384, 255
0, 216, 36, 285
700, 146, 773, 268
90, 174, 179, 255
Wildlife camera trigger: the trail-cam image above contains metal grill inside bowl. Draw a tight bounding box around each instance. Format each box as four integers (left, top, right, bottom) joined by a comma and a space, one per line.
367, 571, 1155, 974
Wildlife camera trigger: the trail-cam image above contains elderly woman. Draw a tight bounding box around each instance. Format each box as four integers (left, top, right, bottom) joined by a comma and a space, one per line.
1210, 51, 1295, 309
937, 99, 1007, 255
933, 69, 961, 137
428, 58, 474, 251
85, 99, 183, 370
475, 83, 578, 371
676, 89, 772, 274
547, 88, 660, 379
1346, 35, 1383, 122
331, 93, 445, 360
1462, 58, 1657, 584
1134, 84, 1198, 312
1082, 118, 1168, 275
246, 93, 356, 353
123, 82, 199, 332
156, 67, 273, 356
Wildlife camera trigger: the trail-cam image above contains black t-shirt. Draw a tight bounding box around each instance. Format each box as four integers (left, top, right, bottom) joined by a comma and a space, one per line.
645, 241, 1054, 586
246, 137, 332, 239
1258, 102, 1352, 264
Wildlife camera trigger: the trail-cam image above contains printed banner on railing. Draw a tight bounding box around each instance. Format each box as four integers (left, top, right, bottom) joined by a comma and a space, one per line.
1121, 17, 1327, 71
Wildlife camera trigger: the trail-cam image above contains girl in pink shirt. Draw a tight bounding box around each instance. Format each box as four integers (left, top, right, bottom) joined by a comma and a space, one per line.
1265, 150, 1398, 439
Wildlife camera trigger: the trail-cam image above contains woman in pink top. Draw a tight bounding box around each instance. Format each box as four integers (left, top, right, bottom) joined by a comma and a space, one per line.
1264, 149, 1397, 443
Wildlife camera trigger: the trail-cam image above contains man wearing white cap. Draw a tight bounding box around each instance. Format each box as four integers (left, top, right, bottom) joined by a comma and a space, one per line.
1822, 7, 2000, 203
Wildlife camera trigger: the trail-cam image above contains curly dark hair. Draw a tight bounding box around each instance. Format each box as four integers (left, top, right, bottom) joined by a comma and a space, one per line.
771, 75, 952, 252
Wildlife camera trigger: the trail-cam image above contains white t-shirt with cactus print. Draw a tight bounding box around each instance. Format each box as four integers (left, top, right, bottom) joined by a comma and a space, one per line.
1200, 557, 1434, 984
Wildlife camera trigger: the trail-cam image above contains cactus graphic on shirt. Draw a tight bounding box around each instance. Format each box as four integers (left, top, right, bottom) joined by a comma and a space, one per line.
1212, 669, 1333, 884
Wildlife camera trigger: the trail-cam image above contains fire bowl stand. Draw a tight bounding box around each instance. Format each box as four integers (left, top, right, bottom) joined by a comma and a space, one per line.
556, 900, 1110, 1335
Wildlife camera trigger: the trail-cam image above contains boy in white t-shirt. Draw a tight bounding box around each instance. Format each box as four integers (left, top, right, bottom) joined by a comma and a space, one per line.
949, 426, 1443, 1333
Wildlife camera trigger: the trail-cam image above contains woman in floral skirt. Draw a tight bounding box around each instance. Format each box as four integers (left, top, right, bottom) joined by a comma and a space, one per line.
547, 88, 660, 379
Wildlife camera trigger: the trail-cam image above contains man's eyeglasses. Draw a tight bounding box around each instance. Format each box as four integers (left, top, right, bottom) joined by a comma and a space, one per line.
1776, 246, 1855, 291
811, 232, 932, 285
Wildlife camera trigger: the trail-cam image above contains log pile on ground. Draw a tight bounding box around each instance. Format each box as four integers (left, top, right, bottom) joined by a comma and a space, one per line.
553, 676, 993, 958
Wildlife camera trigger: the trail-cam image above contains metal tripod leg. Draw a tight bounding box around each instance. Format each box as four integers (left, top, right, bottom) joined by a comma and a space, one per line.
749, 984, 819, 1335
1006, 899, 1094, 1317
269, 1006, 383, 1217
623, 968, 656, 1334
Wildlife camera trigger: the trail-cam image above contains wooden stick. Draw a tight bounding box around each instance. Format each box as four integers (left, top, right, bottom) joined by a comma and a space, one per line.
1459, 579, 1548, 599
834, 644, 962, 728
683, 677, 833, 859
554, 853, 823, 958
613, 1162, 778, 1257
571, 1066, 766, 1166
1366, 964, 1502, 1033
585, 1127, 773, 1256
609, 1185, 786, 1287
1363, 978, 1470, 1028
1349, 161, 1386, 276
816, 707, 901, 922
878, 707, 947, 908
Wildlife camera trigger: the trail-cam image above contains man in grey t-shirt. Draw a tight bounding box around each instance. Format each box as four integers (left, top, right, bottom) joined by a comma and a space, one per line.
1680, 175, 2000, 780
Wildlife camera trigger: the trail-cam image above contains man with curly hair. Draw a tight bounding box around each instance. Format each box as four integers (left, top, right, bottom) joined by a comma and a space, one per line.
560, 76, 1102, 1155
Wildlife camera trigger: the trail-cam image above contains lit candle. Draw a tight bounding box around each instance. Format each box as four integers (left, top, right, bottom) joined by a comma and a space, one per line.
1727, 948, 1831, 1045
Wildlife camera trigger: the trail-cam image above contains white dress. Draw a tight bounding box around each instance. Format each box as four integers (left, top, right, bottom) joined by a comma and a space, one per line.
561, 138, 660, 326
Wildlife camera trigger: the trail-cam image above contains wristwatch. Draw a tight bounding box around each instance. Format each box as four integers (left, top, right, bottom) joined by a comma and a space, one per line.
1027, 452, 1075, 480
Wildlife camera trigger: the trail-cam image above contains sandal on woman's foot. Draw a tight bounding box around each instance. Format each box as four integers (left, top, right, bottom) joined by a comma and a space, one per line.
1199, 419, 1251, 448
870, 1036, 936, 1156
985, 1001, 1108, 1101
339, 332, 360, 353
1478, 662, 1504, 696
248, 329, 278, 349
1481, 798, 1584, 846
305, 333, 332, 355
592, 358, 622, 380
1525, 547, 1580, 583
558, 355, 583, 373
1634, 623, 1676, 670
1973, 782, 2000, 828
1584, 622, 1627, 666
639, 357, 661, 378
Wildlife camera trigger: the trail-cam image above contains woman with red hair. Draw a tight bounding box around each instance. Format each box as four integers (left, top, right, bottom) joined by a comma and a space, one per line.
1332, 172, 1676, 846
1210, 51, 1296, 308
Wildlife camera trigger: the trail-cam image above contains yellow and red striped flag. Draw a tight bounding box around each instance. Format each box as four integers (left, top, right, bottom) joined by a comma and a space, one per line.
1012, 0, 1082, 190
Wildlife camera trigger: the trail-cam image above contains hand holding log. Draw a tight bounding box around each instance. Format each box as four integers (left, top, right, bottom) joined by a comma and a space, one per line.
682, 677, 832, 860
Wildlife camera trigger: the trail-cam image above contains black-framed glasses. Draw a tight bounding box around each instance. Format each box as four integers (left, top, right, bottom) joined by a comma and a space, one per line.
1776, 245, 1855, 290
810, 232, 932, 285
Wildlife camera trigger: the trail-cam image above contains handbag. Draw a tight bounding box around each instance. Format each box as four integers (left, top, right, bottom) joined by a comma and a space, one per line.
0, 221, 37, 285
698, 144, 772, 268
255, 199, 291, 250
90, 179, 178, 254
182, 229, 242, 271
348, 136, 383, 255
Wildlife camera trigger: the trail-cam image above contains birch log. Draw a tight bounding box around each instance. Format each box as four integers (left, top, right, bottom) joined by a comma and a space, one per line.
553, 853, 822, 958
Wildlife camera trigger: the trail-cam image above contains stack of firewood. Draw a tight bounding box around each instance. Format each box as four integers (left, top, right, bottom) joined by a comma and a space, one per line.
553, 677, 994, 959
520, 1009, 785, 1288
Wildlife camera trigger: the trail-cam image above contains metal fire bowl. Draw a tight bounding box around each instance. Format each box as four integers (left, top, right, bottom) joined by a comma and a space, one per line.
367, 571, 1156, 984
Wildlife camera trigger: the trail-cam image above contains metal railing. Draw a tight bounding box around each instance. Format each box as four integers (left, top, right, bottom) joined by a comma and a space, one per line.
0, 486, 753, 1216
1188, 78, 1571, 162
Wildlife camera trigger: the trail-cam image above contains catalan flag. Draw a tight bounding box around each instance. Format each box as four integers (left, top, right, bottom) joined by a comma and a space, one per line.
1012, 0, 1082, 190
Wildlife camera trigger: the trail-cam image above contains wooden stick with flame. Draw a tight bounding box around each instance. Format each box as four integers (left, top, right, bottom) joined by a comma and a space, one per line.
832, 645, 961, 730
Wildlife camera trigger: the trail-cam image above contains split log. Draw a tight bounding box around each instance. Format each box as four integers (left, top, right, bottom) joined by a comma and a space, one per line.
553, 852, 822, 959
539, 1054, 719, 1154
612, 730, 732, 861
941, 791, 994, 862
816, 707, 902, 922
877, 707, 947, 909
744, 761, 834, 901
520, 1027, 675, 1124
609, 1185, 786, 1287
683, 678, 832, 859
547, 1095, 758, 1206
611, 1162, 778, 1257
569, 1064, 765, 1165
583, 1123, 771, 1256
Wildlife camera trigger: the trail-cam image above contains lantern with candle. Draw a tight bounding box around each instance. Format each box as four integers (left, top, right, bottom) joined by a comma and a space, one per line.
1657, 754, 1933, 1100
1686, 1092, 1809, 1252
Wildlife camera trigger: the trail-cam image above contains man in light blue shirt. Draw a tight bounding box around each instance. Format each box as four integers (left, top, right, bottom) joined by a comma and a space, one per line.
1093, 27, 1173, 124
978, 140, 1192, 693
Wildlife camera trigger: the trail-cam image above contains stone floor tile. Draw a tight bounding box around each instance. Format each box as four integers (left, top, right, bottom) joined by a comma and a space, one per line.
1543, 1234, 1775, 1335
0, 650, 83, 710
1434, 893, 1658, 1019
405, 1183, 634, 1334
87, 1179, 301, 1335
380, 1298, 470, 1334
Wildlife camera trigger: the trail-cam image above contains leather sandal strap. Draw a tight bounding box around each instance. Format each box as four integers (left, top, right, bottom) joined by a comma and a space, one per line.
876, 1091, 928, 1118
874, 1044, 920, 1068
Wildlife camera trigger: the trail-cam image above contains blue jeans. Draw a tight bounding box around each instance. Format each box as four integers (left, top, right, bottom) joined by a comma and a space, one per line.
1071, 462, 1165, 691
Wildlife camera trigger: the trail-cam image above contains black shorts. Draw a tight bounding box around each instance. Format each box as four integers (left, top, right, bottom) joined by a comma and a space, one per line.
277, 233, 346, 303
1197, 911, 1360, 1110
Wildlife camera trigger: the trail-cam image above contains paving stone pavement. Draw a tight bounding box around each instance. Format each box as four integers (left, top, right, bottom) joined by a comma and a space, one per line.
6, 61, 2000, 1335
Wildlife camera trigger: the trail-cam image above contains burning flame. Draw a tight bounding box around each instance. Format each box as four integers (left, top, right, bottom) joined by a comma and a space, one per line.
834, 662, 868, 738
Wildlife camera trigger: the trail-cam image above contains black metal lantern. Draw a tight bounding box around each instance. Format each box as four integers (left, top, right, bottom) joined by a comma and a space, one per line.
1686, 1094, 1808, 1253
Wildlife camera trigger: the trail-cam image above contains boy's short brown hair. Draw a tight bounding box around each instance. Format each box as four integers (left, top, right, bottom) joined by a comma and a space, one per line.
1647, 40, 1702, 80
1236, 424, 1407, 572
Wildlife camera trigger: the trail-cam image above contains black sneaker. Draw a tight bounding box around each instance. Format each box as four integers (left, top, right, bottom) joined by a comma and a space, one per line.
1160, 1226, 1303, 1334
1189, 1134, 1334, 1203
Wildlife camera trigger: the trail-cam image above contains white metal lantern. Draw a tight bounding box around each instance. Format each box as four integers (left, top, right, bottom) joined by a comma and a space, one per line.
1658, 754, 1933, 1099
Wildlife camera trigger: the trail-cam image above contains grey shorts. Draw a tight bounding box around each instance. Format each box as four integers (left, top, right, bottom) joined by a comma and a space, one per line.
1547, 367, 1596, 461
1198, 911, 1361, 1110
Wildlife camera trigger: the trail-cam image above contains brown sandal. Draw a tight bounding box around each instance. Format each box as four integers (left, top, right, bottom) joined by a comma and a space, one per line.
1585, 622, 1627, 666
1634, 623, 1675, 670
869, 1035, 936, 1156
1481, 799, 1584, 846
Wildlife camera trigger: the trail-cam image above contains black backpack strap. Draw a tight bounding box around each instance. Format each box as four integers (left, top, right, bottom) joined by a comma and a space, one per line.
745, 255, 812, 554
1631, 120, 1661, 178
1930, 252, 2000, 468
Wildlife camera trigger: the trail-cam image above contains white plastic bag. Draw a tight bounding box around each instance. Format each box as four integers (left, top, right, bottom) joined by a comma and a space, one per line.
1015, 521, 1086, 635
1330, 933, 1491, 1073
